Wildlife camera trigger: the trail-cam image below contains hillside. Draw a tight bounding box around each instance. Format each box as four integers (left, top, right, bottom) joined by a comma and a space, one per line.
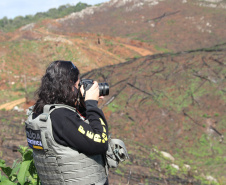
1, 43, 225, 184
0, 28, 155, 105
46, 0, 226, 52
82, 43, 226, 184
0, 0, 226, 184
1, 0, 226, 105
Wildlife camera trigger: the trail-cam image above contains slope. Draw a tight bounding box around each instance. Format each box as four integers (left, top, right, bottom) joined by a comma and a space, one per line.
0, 25, 155, 105
48, 0, 226, 52
80, 43, 226, 184
0, 43, 225, 184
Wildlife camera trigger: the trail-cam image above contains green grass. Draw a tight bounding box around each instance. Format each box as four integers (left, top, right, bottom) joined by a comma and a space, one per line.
104, 40, 114, 46
167, 19, 176, 25
154, 45, 170, 53
107, 103, 120, 112
115, 168, 124, 175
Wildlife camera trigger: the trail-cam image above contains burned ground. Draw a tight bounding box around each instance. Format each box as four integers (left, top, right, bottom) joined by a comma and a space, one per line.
0, 0, 226, 184
0, 43, 225, 184
81, 43, 226, 184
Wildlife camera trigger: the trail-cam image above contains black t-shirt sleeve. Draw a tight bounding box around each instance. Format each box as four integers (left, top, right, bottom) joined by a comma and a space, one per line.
51, 100, 108, 155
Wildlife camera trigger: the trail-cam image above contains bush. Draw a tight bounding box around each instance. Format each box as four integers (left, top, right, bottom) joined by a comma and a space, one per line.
0, 146, 39, 185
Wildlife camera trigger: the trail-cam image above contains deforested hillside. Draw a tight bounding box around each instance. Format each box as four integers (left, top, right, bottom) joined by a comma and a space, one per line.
0, 31, 154, 105
46, 0, 226, 52
0, 43, 225, 184
80, 43, 226, 184
0, 0, 226, 184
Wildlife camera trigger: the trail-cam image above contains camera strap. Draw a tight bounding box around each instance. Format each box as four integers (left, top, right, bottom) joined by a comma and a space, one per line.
82, 90, 86, 99
76, 85, 86, 115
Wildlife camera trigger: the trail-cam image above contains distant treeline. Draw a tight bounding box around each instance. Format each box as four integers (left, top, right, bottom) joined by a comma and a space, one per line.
0, 2, 90, 32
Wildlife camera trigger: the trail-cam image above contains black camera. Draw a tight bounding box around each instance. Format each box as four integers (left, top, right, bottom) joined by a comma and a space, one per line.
80, 79, 109, 96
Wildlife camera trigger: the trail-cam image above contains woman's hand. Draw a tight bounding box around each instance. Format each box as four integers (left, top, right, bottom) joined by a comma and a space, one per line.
83, 81, 100, 101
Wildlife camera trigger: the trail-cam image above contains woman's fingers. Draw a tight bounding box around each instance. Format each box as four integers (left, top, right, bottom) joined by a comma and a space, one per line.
85, 81, 100, 101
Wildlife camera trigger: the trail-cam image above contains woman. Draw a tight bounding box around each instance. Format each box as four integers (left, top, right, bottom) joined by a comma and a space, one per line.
26, 60, 108, 185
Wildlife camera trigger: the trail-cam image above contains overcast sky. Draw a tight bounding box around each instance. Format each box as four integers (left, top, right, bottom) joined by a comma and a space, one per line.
0, 0, 108, 19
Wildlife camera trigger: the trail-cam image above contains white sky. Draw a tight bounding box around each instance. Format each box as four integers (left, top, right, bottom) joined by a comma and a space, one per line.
0, 0, 108, 19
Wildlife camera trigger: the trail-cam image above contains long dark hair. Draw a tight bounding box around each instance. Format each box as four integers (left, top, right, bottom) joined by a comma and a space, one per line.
33, 60, 80, 114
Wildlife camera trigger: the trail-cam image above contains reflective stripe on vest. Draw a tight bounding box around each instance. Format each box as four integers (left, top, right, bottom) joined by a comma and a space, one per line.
25, 104, 107, 185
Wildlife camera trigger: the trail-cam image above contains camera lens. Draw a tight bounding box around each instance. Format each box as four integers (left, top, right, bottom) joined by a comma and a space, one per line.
98, 82, 109, 96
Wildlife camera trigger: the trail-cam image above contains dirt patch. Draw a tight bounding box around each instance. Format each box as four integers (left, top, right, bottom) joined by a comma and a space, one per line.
0, 98, 26, 111
123, 43, 153, 56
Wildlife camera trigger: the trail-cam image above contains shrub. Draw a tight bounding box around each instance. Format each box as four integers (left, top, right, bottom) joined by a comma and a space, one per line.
0, 146, 39, 185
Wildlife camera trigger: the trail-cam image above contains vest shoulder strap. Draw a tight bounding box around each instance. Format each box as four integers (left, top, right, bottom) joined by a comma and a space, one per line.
43, 104, 77, 114
26, 105, 34, 116
39, 104, 85, 122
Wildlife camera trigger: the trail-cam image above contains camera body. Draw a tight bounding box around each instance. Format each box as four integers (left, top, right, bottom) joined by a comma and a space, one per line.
80, 79, 109, 96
